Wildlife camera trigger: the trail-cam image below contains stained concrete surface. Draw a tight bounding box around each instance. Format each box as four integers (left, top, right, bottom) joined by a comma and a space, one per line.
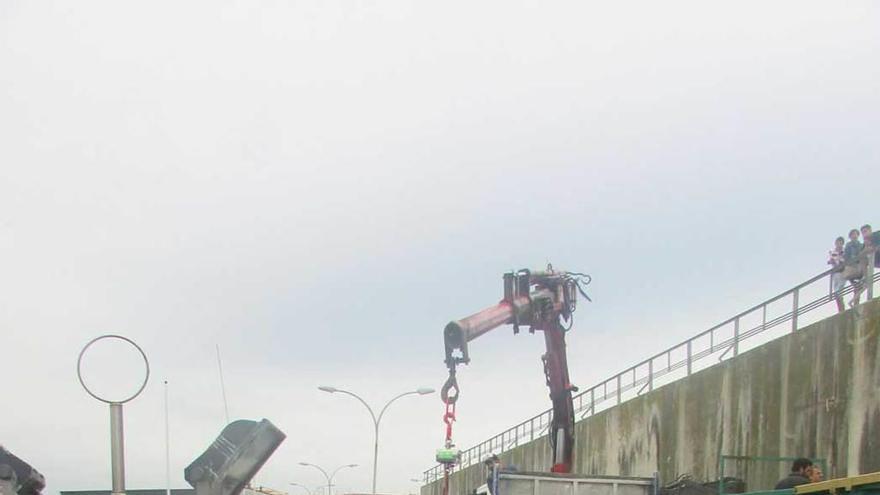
424, 298, 880, 495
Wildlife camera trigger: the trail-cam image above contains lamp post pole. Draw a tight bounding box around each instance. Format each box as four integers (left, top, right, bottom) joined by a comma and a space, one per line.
290, 483, 313, 495
299, 462, 357, 495
318, 386, 434, 494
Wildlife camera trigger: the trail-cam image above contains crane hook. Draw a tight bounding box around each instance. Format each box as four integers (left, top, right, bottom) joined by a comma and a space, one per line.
440, 368, 459, 404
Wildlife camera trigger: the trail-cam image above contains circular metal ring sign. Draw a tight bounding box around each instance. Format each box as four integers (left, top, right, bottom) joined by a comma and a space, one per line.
77, 334, 150, 404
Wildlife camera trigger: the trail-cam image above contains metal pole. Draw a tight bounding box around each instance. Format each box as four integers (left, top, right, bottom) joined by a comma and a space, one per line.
110, 403, 125, 495
733, 317, 740, 356
165, 381, 171, 495
325, 388, 428, 494
686, 340, 692, 376
372, 423, 379, 495
216, 345, 230, 425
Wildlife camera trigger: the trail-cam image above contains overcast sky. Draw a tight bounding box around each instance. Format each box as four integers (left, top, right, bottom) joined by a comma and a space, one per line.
1, 1, 878, 494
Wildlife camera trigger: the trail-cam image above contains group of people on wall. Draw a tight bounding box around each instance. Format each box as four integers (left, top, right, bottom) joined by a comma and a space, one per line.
827, 223, 879, 312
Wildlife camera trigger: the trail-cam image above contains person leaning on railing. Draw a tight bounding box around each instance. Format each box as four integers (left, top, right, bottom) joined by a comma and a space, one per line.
861, 224, 880, 268
842, 228, 865, 308
828, 236, 846, 313
851, 224, 879, 304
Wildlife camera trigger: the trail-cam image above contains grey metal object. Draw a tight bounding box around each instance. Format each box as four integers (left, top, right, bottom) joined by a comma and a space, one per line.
0, 446, 46, 495
476, 472, 656, 495
110, 404, 125, 495
77, 335, 151, 495
0, 468, 17, 495
185, 419, 286, 495
77, 335, 150, 405
424, 269, 880, 482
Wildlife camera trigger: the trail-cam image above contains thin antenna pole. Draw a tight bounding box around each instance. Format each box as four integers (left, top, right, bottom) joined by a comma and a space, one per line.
216, 344, 231, 424
165, 380, 171, 495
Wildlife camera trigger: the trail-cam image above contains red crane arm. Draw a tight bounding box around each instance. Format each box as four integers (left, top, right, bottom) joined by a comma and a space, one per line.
440, 268, 584, 474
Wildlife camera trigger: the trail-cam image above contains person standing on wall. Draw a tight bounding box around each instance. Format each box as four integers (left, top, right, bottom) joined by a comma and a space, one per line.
828, 236, 847, 313
843, 229, 865, 307
861, 224, 880, 268
859, 224, 879, 299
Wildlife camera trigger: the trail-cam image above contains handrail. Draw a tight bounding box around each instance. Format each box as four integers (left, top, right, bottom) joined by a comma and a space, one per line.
422, 267, 878, 484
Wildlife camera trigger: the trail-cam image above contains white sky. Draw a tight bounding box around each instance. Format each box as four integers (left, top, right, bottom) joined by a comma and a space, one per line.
1, 1, 878, 495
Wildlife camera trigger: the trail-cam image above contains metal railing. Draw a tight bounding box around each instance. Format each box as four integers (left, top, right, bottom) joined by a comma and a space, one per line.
423, 264, 878, 484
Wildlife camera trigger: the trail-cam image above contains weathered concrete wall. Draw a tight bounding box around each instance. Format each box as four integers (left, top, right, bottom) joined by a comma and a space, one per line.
425, 299, 880, 495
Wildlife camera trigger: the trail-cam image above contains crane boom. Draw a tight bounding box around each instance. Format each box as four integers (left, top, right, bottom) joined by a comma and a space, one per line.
439, 267, 590, 475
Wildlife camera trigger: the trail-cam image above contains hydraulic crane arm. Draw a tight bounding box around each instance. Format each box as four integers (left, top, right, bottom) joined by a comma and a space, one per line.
439, 267, 590, 475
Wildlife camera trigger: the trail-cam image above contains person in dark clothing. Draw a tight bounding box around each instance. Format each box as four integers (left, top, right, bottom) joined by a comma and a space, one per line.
843, 229, 865, 307
774, 458, 814, 489
861, 224, 880, 268
485, 455, 501, 495
484, 455, 518, 495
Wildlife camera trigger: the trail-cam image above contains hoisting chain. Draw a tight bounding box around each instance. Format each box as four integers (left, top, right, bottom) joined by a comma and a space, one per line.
444, 398, 457, 444
440, 368, 459, 495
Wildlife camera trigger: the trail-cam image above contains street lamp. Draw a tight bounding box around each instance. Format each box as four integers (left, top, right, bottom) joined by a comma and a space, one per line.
318, 386, 435, 494
289, 483, 313, 495
299, 462, 357, 495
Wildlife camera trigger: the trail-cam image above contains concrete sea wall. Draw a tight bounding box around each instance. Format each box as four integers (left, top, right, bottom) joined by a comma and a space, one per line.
424, 298, 880, 495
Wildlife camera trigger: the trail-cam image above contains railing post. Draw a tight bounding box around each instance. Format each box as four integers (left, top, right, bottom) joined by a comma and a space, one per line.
590, 388, 595, 415
616, 375, 622, 405
530, 418, 534, 441
687, 340, 692, 376
733, 317, 740, 357
648, 360, 653, 391
762, 304, 767, 331
866, 257, 875, 300
792, 288, 799, 332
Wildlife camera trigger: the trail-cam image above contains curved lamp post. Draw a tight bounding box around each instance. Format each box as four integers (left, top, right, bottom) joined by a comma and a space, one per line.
289, 483, 313, 495
298, 462, 357, 495
318, 386, 434, 494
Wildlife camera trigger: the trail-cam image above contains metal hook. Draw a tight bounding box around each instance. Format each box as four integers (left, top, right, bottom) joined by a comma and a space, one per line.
441, 370, 459, 404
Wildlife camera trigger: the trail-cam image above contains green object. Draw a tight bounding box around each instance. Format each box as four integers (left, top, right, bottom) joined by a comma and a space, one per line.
435, 448, 462, 464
